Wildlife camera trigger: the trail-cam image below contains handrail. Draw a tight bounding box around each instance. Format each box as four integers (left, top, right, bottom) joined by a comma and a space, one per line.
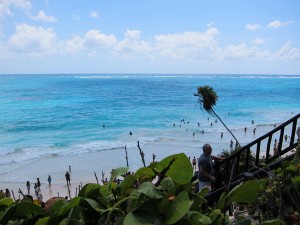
212, 113, 300, 192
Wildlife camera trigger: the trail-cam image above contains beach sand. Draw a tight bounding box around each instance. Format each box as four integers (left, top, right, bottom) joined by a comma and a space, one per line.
0, 124, 288, 202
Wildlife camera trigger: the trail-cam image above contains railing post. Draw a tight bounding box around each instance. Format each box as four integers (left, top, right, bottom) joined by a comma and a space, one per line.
255, 141, 261, 166
214, 161, 221, 189
266, 135, 272, 163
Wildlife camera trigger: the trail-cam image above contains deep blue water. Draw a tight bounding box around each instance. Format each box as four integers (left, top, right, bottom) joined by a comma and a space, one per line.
0, 74, 299, 166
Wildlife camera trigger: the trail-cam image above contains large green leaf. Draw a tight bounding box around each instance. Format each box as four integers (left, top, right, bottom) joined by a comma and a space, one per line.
137, 182, 164, 199
186, 211, 211, 225
208, 209, 224, 225
35, 217, 49, 225
291, 176, 300, 188
78, 183, 101, 198
66, 206, 85, 225
15, 202, 44, 218
82, 198, 105, 212
109, 167, 129, 182
260, 219, 285, 225
156, 153, 193, 184
124, 211, 163, 225
164, 190, 193, 224
134, 167, 155, 181
226, 180, 260, 205
119, 175, 136, 197
0, 197, 14, 207
58, 197, 82, 216
160, 177, 176, 195
0, 205, 16, 225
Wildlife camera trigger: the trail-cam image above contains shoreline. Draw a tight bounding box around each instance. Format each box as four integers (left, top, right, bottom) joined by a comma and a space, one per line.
0, 121, 295, 201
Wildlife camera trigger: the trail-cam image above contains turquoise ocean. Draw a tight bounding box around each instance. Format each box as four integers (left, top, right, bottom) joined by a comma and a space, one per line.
0, 74, 300, 183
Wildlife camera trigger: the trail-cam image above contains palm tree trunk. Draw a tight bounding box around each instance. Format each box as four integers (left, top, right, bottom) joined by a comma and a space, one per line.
211, 108, 240, 148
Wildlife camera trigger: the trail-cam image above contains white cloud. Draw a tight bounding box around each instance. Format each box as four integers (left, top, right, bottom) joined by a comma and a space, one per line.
245, 24, 261, 31
32, 10, 57, 22
115, 29, 152, 58
7, 23, 57, 54
273, 42, 300, 60
251, 38, 265, 45
153, 27, 220, 60
90, 11, 99, 18
84, 30, 116, 48
0, 0, 31, 17
267, 20, 294, 29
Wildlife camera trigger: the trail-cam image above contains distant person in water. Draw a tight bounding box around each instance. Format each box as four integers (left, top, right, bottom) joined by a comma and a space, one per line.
69, 165, 71, 172
48, 175, 52, 186
65, 171, 71, 185
253, 128, 256, 135
244, 127, 247, 133
230, 140, 233, 148
221, 132, 223, 138
129, 131, 132, 135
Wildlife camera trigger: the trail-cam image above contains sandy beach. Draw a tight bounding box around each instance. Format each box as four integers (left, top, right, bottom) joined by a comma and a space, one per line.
1, 120, 293, 202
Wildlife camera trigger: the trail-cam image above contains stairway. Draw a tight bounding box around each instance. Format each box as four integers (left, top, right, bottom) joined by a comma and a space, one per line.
206, 113, 300, 200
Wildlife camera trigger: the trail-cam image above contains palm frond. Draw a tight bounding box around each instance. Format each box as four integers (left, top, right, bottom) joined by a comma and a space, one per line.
195, 85, 218, 113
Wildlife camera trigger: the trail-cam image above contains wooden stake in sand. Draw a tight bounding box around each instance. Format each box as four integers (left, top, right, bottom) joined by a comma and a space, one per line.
94, 172, 99, 184
125, 145, 129, 167
137, 141, 146, 167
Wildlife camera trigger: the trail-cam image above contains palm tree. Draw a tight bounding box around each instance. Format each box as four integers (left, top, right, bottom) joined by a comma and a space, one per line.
194, 85, 240, 148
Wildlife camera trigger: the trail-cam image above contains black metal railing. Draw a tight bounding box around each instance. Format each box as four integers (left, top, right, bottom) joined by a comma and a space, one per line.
208, 113, 300, 199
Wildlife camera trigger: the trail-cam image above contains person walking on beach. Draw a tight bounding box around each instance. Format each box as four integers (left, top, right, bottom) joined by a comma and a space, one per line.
198, 144, 224, 191
5, 188, 11, 198
65, 171, 71, 185
48, 175, 52, 186
192, 157, 197, 171
37, 178, 41, 188
26, 181, 30, 194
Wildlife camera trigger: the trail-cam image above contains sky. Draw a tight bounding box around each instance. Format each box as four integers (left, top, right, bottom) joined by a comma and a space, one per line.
0, 0, 299, 74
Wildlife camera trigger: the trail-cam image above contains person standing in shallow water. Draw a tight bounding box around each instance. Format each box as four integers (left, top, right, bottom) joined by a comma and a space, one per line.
48, 175, 52, 186
198, 144, 224, 191
65, 171, 71, 185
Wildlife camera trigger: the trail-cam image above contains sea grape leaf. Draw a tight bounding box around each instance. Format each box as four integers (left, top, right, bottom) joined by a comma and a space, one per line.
137, 182, 164, 199
134, 167, 155, 181
78, 183, 101, 198
0, 197, 14, 207
260, 219, 285, 225
227, 180, 260, 204
291, 176, 300, 188
119, 175, 136, 197
58, 197, 82, 216
15, 202, 44, 218
124, 211, 163, 225
0, 205, 16, 225
156, 153, 193, 184
160, 177, 176, 195
66, 206, 85, 225
82, 198, 104, 212
216, 192, 227, 209
109, 167, 129, 182
164, 190, 193, 224
187, 211, 211, 225
35, 217, 49, 225
208, 209, 224, 225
